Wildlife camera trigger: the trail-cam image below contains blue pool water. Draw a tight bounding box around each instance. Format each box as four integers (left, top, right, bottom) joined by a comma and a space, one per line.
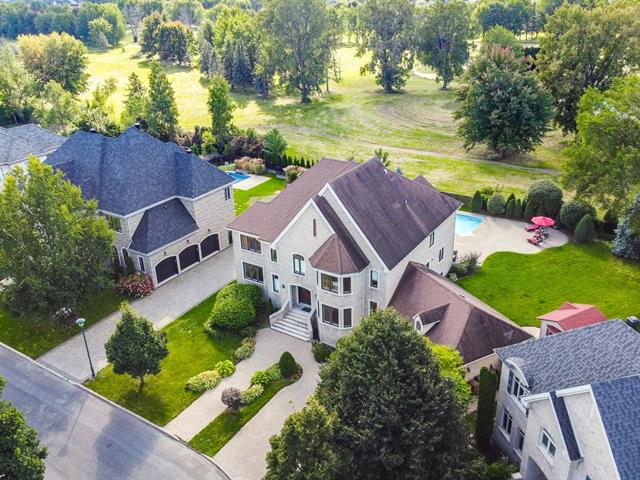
227, 171, 250, 181
455, 212, 483, 236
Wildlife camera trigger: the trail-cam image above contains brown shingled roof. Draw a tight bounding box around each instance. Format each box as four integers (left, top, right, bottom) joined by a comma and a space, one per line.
389, 262, 532, 363
309, 196, 369, 274
227, 158, 358, 241
329, 159, 461, 270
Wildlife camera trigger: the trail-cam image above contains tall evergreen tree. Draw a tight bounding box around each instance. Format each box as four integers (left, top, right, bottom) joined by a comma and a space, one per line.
120, 72, 148, 127
145, 61, 178, 140
222, 40, 235, 86
232, 39, 252, 91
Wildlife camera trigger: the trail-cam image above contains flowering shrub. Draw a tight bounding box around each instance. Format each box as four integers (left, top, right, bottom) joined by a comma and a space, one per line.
215, 359, 236, 378
185, 370, 222, 393
117, 273, 154, 298
234, 156, 265, 174
241, 384, 264, 405
234, 337, 256, 362
251, 364, 282, 387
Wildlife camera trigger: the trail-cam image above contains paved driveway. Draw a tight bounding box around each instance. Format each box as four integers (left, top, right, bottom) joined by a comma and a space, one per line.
455, 214, 569, 261
38, 248, 235, 382
0, 343, 230, 480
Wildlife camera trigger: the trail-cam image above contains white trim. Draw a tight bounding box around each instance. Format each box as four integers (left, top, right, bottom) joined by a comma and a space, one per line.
127, 230, 196, 257
271, 199, 333, 248
556, 384, 591, 397
589, 386, 622, 480
521, 392, 551, 407
324, 185, 389, 272
504, 359, 530, 388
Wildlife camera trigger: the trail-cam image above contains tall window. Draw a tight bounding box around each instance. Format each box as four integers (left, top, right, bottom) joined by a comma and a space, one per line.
429, 231, 435, 247
293, 254, 306, 276
343, 308, 352, 328
540, 430, 556, 458
228, 231, 233, 245
272, 274, 280, 293
240, 235, 261, 253
501, 409, 513, 436
322, 304, 339, 326
242, 262, 264, 283
342, 277, 352, 294
508, 371, 527, 401
224, 187, 231, 201
321, 273, 339, 293
313, 218, 317, 237
270, 248, 278, 262
370, 270, 379, 288
138, 257, 145, 272
369, 300, 378, 314
106, 215, 122, 232
439, 247, 445, 262
516, 429, 525, 453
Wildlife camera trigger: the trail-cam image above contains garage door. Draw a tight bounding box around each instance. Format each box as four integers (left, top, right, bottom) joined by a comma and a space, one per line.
155, 256, 178, 284
179, 245, 200, 271
200, 234, 220, 258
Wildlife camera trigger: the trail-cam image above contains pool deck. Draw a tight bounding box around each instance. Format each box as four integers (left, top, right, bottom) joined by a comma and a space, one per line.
455, 212, 569, 262
231, 173, 270, 190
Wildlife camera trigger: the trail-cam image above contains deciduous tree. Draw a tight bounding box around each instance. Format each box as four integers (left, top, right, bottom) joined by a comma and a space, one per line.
166, 0, 204, 27
17, 32, 88, 94
0, 376, 47, 480
105, 303, 169, 391
34, 81, 80, 134
0, 158, 114, 317
416, 0, 475, 90
454, 46, 554, 157
208, 74, 235, 139
258, 0, 338, 103
357, 0, 415, 93
0, 47, 38, 124
536, 1, 640, 133
562, 77, 640, 213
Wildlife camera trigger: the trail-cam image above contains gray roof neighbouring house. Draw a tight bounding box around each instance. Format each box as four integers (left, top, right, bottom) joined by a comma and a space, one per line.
0, 124, 65, 166
329, 158, 461, 270
389, 262, 532, 363
46, 127, 233, 216
591, 374, 640, 480
495, 320, 640, 395
129, 198, 198, 254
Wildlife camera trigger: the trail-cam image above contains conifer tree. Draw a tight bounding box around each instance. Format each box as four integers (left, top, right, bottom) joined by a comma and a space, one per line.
145, 61, 178, 139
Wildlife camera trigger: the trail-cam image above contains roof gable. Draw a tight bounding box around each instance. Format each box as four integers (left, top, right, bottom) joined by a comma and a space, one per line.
0, 124, 65, 165
45, 127, 232, 215
329, 158, 461, 269
538, 302, 608, 331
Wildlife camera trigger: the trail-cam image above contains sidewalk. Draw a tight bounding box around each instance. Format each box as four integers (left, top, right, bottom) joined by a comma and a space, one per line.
38, 248, 235, 382
165, 328, 319, 442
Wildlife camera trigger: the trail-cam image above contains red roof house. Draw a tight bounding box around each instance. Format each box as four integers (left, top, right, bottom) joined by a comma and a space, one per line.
538, 302, 608, 337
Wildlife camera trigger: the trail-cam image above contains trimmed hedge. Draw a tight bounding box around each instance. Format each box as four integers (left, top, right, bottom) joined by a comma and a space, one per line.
279, 351, 296, 378
234, 337, 256, 362
476, 367, 498, 454
559, 200, 595, 231
240, 384, 264, 405
206, 298, 255, 333
525, 180, 563, 219
575, 214, 595, 243
186, 370, 222, 393
470, 191, 483, 212
251, 364, 282, 387
215, 360, 236, 378
217, 283, 263, 308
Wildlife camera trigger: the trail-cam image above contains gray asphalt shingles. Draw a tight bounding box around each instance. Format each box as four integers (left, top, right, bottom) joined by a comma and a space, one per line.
0, 124, 65, 165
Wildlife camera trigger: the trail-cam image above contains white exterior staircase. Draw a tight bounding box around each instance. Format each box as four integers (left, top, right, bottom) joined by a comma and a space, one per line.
271, 308, 312, 341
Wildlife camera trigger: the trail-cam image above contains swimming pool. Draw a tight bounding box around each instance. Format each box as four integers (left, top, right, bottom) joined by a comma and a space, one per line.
455, 212, 483, 236
227, 171, 250, 181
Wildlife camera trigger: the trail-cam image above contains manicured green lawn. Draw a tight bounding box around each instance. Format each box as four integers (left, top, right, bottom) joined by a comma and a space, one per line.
85, 37, 563, 197
86, 293, 241, 426
0, 288, 124, 359
234, 174, 285, 214
189, 376, 296, 456
459, 242, 640, 327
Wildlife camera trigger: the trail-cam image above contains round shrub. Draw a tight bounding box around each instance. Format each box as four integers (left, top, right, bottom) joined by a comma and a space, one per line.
251, 364, 282, 387
487, 194, 506, 215
215, 360, 236, 378
574, 214, 595, 243
207, 297, 255, 333
559, 200, 596, 231
470, 190, 483, 212
241, 384, 264, 405
217, 282, 263, 307
312, 341, 333, 363
525, 180, 563, 218
234, 337, 256, 362
185, 370, 222, 393
279, 351, 296, 378
116, 273, 154, 298
221, 387, 243, 411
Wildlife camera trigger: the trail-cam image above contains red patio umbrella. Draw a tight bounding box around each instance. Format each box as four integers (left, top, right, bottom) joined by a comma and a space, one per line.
531, 216, 555, 227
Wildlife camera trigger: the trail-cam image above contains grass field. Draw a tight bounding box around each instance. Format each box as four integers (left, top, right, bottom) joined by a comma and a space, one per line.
0, 288, 123, 359
86, 292, 241, 426
459, 242, 640, 327
233, 174, 285, 214
86, 37, 565, 197
189, 375, 297, 456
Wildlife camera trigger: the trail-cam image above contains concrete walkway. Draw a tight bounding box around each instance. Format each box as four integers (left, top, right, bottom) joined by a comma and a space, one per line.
166, 328, 319, 442
232, 173, 271, 190
38, 248, 235, 383
455, 213, 569, 262
213, 330, 319, 480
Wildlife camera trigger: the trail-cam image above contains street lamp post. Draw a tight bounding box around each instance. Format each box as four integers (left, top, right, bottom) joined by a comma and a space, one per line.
75, 317, 95, 379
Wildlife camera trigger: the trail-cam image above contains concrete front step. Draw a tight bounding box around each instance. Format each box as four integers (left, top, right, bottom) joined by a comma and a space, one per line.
271, 322, 311, 341
271, 314, 311, 341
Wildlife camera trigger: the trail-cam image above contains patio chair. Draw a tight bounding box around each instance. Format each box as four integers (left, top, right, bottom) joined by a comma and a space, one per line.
525, 224, 539, 232
527, 237, 543, 246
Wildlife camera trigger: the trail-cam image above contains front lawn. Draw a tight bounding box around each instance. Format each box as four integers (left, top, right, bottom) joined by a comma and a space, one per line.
234, 174, 285, 214
86, 293, 241, 426
459, 242, 640, 327
189, 376, 296, 457
0, 288, 124, 358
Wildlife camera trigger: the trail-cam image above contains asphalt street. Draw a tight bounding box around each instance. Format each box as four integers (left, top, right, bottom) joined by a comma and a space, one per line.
0, 343, 230, 480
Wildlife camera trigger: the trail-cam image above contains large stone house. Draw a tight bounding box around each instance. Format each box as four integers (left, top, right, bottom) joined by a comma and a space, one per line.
493, 320, 640, 480
46, 127, 235, 286
228, 157, 530, 368
0, 124, 65, 185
